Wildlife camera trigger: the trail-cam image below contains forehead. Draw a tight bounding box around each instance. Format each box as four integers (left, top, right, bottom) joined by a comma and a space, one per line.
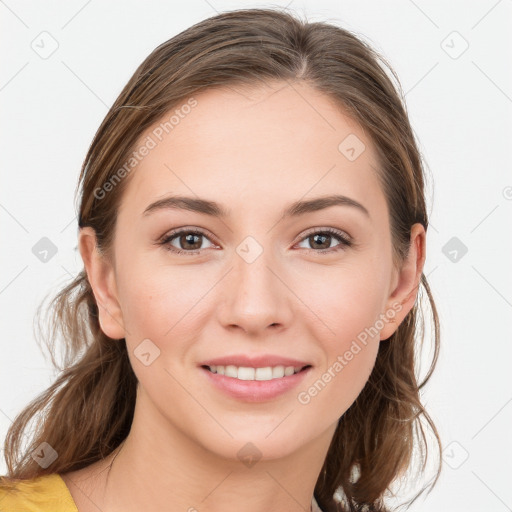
117, 81, 386, 222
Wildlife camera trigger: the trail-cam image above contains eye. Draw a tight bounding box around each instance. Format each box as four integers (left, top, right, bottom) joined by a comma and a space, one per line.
158, 227, 353, 256
158, 228, 216, 255
295, 228, 353, 254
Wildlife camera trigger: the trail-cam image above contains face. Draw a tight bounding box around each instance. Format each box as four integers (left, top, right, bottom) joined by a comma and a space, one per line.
82, 81, 423, 462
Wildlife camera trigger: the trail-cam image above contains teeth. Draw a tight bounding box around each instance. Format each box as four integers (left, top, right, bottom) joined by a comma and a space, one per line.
206, 365, 304, 381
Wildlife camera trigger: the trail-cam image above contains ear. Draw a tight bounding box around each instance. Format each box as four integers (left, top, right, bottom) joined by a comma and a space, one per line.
78, 227, 125, 340
379, 223, 426, 341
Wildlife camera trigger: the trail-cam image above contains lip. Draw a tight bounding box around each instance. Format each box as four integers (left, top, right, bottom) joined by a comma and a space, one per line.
201, 365, 312, 402
199, 354, 311, 368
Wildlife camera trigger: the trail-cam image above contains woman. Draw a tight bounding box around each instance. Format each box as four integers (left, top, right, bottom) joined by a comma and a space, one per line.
0, 7, 441, 512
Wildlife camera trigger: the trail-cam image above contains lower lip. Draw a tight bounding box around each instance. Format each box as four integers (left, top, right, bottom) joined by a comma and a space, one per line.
200, 366, 312, 402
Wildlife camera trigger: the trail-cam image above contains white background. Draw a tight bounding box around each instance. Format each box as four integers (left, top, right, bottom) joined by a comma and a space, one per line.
1, 1, 511, 511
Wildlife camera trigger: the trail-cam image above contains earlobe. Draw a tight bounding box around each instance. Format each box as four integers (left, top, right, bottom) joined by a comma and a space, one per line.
78, 227, 126, 340
379, 223, 426, 341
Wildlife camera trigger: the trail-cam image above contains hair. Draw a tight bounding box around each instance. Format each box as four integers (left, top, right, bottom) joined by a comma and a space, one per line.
1, 7, 442, 511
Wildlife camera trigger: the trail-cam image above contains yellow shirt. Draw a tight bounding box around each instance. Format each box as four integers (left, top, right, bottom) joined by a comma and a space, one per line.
0, 473, 325, 511
0, 473, 78, 512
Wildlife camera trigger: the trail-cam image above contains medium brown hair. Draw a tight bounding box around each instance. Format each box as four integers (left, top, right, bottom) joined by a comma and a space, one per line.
1, 8, 442, 511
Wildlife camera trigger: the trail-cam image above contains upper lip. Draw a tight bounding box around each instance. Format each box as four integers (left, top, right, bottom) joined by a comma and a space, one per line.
199, 354, 311, 369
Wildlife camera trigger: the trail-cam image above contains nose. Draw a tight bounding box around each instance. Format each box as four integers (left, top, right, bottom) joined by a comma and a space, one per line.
216, 244, 293, 336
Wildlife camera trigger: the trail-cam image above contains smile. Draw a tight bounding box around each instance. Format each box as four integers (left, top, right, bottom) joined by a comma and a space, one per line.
200, 364, 312, 402
203, 364, 310, 381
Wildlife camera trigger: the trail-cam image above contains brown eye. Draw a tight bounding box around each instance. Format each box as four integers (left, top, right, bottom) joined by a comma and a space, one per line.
158, 227, 352, 256
160, 229, 214, 254
309, 233, 332, 250
177, 233, 203, 250
296, 228, 352, 253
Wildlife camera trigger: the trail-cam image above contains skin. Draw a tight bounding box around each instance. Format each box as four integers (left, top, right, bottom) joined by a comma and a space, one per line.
61, 80, 425, 512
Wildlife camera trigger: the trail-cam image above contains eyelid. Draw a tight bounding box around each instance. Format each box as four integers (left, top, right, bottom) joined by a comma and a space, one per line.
157, 226, 219, 253
294, 226, 352, 245
158, 226, 218, 244
158, 226, 353, 254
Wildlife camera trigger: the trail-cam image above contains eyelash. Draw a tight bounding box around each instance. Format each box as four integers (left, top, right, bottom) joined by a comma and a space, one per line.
157, 227, 353, 256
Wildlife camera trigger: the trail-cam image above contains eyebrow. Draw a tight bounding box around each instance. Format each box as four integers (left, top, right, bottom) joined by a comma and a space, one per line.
142, 194, 370, 219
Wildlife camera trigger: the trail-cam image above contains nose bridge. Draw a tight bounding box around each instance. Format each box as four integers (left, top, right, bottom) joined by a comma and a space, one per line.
234, 234, 279, 305
220, 234, 291, 332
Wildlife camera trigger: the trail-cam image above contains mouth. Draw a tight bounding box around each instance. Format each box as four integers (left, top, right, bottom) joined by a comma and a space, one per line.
200, 363, 313, 402
201, 364, 312, 381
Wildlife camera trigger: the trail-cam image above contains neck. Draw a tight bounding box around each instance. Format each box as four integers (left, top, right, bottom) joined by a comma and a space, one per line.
85, 388, 335, 512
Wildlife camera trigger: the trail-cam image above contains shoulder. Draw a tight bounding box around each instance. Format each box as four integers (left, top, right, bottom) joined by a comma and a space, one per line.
0, 473, 78, 512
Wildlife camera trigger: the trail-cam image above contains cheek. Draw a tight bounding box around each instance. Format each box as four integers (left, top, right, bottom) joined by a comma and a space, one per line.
297, 292, 381, 425
302, 262, 388, 346
117, 246, 388, 420
117, 252, 199, 326
117, 267, 211, 408
117, 263, 217, 362
294, 269, 386, 418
